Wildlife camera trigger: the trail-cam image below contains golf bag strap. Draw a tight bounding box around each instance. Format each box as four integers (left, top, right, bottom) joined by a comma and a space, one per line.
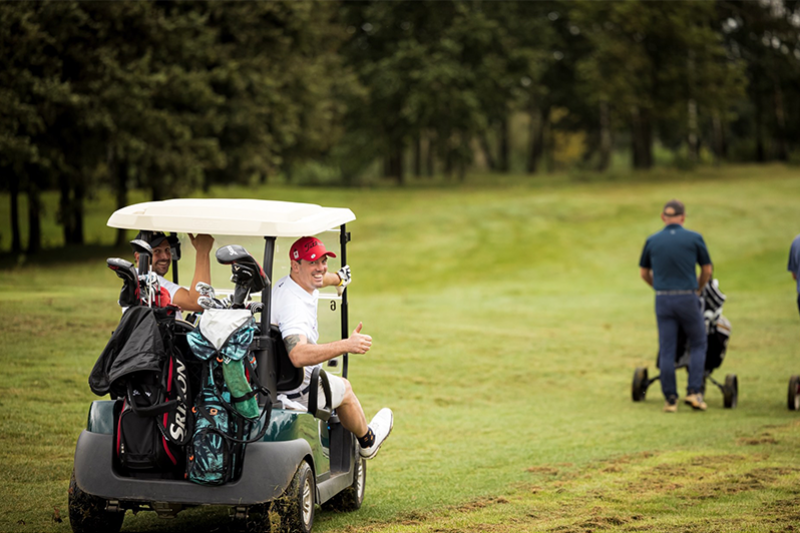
229, 356, 268, 404
201, 361, 272, 445
126, 382, 178, 417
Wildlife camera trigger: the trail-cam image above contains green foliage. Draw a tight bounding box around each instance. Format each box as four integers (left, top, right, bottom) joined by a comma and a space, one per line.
0, 1, 356, 249
2, 1, 800, 253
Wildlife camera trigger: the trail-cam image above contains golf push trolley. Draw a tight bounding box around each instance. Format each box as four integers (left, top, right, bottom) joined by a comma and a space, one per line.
631, 279, 739, 409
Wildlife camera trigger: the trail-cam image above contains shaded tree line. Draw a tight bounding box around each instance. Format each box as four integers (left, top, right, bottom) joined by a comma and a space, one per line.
2, 0, 799, 253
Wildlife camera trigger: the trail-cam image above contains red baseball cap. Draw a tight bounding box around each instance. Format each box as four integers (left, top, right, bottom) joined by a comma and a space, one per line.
290, 236, 337, 262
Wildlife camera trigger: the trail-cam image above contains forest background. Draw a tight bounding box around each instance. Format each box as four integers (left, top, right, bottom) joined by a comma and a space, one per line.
2, 0, 800, 255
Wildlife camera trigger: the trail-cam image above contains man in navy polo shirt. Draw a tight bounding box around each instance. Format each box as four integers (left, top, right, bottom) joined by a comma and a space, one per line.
639, 199, 713, 412
788, 234, 800, 317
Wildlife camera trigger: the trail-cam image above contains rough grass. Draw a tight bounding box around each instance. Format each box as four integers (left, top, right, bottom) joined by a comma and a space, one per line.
1, 164, 799, 532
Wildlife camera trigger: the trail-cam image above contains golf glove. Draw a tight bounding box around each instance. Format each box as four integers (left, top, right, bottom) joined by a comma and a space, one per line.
336, 265, 351, 297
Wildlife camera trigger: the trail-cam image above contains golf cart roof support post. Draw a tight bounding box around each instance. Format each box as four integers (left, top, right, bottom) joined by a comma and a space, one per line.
340, 224, 350, 380
260, 236, 277, 397
169, 232, 179, 284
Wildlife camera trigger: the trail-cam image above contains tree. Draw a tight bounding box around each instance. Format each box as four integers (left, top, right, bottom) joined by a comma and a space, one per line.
572, 0, 746, 169
717, 0, 800, 162
341, 2, 512, 182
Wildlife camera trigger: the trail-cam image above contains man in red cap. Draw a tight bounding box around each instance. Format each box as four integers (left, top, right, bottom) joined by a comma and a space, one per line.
272, 236, 393, 460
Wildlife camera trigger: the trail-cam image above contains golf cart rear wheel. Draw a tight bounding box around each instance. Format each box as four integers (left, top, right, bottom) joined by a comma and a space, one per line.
276, 461, 315, 533
788, 375, 800, 411
323, 457, 367, 512
68, 471, 124, 533
723, 374, 738, 409
632, 367, 649, 402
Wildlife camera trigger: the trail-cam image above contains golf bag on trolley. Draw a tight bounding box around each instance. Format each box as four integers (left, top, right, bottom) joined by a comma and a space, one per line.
184, 308, 270, 485
667, 279, 731, 375
182, 245, 272, 486
88, 307, 199, 476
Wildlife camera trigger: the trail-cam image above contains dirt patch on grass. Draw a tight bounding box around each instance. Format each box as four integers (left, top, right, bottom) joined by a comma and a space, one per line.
525, 465, 560, 476
737, 433, 779, 446
455, 496, 510, 513
338, 440, 800, 533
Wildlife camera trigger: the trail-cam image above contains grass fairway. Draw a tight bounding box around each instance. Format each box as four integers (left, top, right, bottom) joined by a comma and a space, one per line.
1, 165, 800, 532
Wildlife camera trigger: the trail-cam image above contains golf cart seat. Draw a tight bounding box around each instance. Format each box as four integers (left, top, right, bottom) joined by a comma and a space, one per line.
269, 325, 333, 420
270, 324, 304, 393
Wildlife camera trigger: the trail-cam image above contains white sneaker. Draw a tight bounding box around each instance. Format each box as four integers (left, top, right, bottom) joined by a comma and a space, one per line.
359, 408, 393, 460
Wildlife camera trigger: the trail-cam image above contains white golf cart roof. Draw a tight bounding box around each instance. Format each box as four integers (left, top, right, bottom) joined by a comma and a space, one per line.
107, 198, 355, 237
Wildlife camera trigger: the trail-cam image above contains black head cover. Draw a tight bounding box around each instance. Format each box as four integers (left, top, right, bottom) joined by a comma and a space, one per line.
107, 258, 140, 307
215, 245, 268, 293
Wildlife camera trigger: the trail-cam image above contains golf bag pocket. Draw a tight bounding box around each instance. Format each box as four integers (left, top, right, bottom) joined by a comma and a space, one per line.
186, 387, 233, 485
116, 396, 183, 473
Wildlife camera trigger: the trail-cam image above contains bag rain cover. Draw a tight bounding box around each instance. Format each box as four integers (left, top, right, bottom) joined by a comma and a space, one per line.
89, 307, 166, 398
187, 308, 255, 362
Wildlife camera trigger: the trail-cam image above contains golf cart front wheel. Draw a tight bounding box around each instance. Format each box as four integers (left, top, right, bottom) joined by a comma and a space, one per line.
723, 374, 738, 409
323, 457, 366, 512
788, 375, 800, 411
276, 461, 315, 533
632, 367, 649, 402
68, 471, 124, 533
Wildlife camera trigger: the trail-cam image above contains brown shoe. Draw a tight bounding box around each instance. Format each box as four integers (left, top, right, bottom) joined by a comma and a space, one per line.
663, 401, 677, 413
684, 393, 707, 411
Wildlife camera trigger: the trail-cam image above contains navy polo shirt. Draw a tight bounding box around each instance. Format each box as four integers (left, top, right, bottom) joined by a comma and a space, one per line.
639, 224, 712, 291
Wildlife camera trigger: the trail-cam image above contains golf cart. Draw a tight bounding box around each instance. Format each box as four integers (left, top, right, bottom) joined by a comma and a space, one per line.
631, 279, 739, 409
69, 199, 366, 533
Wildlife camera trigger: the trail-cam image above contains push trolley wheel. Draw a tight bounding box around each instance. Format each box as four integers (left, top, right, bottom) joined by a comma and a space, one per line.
632, 367, 649, 402
788, 375, 800, 411
723, 374, 738, 409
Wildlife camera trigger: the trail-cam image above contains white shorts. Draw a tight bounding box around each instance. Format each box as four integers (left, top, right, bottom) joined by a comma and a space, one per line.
277, 372, 347, 412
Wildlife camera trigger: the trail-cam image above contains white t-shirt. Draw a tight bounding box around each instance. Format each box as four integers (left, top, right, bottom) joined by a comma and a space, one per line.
271, 274, 320, 395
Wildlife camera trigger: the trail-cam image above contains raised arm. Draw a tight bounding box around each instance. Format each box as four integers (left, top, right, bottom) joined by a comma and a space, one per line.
172, 233, 214, 312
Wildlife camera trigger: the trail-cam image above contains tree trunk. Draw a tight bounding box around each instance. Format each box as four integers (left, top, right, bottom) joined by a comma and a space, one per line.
73, 181, 85, 245
413, 135, 422, 177
151, 170, 164, 201
712, 111, 725, 164
478, 130, 497, 171
598, 99, 612, 172
10, 171, 22, 253
59, 174, 74, 245
426, 133, 435, 177
394, 147, 404, 185
498, 115, 509, 173
383, 156, 392, 179
444, 136, 454, 179
543, 112, 554, 173
687, 98, 698, 163
774, 84, 788, 161
26, 169, 42, 254
113, 155, 129, 247
386, 146, 404, 185
527, 104, 543, 174
458, 132, 468, 183
631, 106, 653, 169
